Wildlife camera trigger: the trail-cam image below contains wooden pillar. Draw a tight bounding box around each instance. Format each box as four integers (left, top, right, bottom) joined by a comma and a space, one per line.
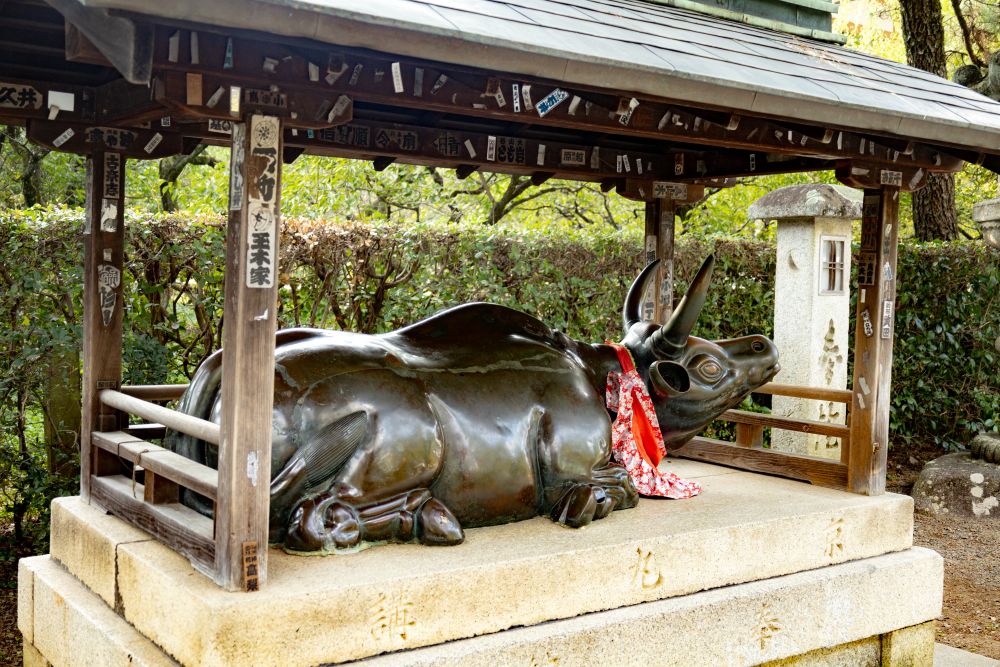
847, 186, 900, 495
215, 115, 282, 591
642, 199, 676, 323
81, 151, 127, 500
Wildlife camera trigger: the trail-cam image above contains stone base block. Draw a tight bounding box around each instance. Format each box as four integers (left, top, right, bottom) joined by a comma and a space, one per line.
352, 548, 941, 666
44, 461, 915, 666
20, 547, 941, 667
17, 556, 177, 667
934, 643, 1000, 666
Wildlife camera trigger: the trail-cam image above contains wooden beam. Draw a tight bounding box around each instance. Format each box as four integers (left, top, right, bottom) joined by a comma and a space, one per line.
65, 22, 113, 67
756, 382, 853, 403
80, 150, 126, 500
836, 161, 929, 193
674, 436, 848, 488
0, 77, 92, 123
95, 78, 167, 125
120, 384, 188, 401
845, 187, 900, 495
154, 70, 354, 130
99, 390, 219, 444
148, 29, 963, 173
91, 475, 214, 572
47, 0, 152, 84
655, 198, 675, 324
91, 430, 218, 501
215, 115, 282, 592
735, 424, 764, 448
288, 119, 812, 184
720, 409, 851, 440
27, 120, 184, 159
642, 201, 658, 322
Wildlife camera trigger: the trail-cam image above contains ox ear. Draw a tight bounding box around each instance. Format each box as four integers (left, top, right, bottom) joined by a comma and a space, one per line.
648, 255, 715, 359
649, 360, 691, 396
622, 260, 661, 335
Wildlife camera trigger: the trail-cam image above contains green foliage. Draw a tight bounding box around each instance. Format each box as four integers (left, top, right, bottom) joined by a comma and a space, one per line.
0, 128, 86, 208
0, 207, 83, 556
890, 242, 999, 448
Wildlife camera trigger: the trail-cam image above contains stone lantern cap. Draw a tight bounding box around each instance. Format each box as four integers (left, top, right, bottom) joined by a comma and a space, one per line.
748, 184, 862, 221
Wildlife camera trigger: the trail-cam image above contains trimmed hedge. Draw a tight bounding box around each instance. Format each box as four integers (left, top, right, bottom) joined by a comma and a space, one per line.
0, 210, 997, 551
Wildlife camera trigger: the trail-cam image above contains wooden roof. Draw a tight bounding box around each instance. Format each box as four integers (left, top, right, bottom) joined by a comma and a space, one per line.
65, 0, 1000, 154
2, 0, 998, 187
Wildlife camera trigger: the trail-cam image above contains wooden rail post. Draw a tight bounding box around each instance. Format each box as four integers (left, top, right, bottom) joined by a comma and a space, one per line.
847, 186, 900, 494
215, 115, 283, 591
81, 151, 127, 500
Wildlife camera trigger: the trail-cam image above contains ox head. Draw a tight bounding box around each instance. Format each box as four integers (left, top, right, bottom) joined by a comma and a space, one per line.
620, 256, 780, 449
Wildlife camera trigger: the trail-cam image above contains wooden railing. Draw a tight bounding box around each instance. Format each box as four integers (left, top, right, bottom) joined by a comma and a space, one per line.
674, 382, 854, 489
95, 383, 859, 581
89, 385, 220, 573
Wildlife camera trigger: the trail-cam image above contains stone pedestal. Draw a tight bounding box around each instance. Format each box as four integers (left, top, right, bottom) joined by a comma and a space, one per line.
748, 184, 861, 458
913, 451, 1000, 518
18, 460, 941, 666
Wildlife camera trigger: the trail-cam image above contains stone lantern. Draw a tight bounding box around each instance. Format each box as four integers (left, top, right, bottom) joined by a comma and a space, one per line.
748, 184, 862, 458
974, 197, 1000, 250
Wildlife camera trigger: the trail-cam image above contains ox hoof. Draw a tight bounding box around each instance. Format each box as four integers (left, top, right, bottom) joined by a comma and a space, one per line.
416, 498, 464, 546
285, 496, 361, 552
550, 484, 606, 528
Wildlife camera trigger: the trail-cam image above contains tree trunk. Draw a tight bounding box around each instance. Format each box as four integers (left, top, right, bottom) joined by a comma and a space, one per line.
158, 144, 214, 212
43, 346, 82, 478
20, 147, 49, 207
898, 0, 959, 241
913, 172, 959, 241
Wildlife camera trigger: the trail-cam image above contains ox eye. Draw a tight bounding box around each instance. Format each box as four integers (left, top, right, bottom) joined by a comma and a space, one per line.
697, 359, 723, 381
751, 340, 766, 353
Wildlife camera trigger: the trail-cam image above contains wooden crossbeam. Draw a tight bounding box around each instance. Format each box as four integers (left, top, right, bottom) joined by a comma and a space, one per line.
720, 409, 851, 440
27, 119, 185, 158
91, 475, 215, 572
0, 76, 92, 123
91, 430, 218, 501
145, 28, 965, 174
280, 118, 835, 184
675, 436, 848, 488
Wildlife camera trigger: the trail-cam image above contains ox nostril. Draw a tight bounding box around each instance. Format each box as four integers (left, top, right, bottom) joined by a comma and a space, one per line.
651, 360, 691, 395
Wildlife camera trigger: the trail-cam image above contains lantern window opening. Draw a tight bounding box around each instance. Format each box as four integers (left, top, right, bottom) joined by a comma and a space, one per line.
819, 236, 846, 295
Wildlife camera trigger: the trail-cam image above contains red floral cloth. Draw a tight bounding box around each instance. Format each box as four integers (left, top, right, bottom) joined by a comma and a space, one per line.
606, 344, 702, 499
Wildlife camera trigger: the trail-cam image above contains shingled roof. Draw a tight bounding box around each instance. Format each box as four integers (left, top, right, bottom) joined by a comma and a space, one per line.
69, 0, 1000, 159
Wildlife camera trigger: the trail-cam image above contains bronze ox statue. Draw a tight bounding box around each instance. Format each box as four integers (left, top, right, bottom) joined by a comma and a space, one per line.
167, 256, 779, 552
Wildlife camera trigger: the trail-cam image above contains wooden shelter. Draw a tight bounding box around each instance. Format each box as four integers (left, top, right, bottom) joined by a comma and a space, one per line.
4, 0, 1000, 593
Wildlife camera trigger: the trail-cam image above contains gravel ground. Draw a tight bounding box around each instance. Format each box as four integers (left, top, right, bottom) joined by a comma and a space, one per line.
914, 512, 1000, 659
0, 559, 18, 666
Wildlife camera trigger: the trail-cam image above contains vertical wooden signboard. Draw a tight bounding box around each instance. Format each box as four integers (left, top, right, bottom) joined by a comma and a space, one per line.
216, 115, 282, 590
848, 186, 900, 495
642, 198, 676, 324
655, 199, 676, 324
81, 151, 127, 499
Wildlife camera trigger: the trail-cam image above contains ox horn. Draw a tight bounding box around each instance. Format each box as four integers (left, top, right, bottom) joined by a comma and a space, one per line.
648, 255, 716, 359
622, 261, 661, 334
